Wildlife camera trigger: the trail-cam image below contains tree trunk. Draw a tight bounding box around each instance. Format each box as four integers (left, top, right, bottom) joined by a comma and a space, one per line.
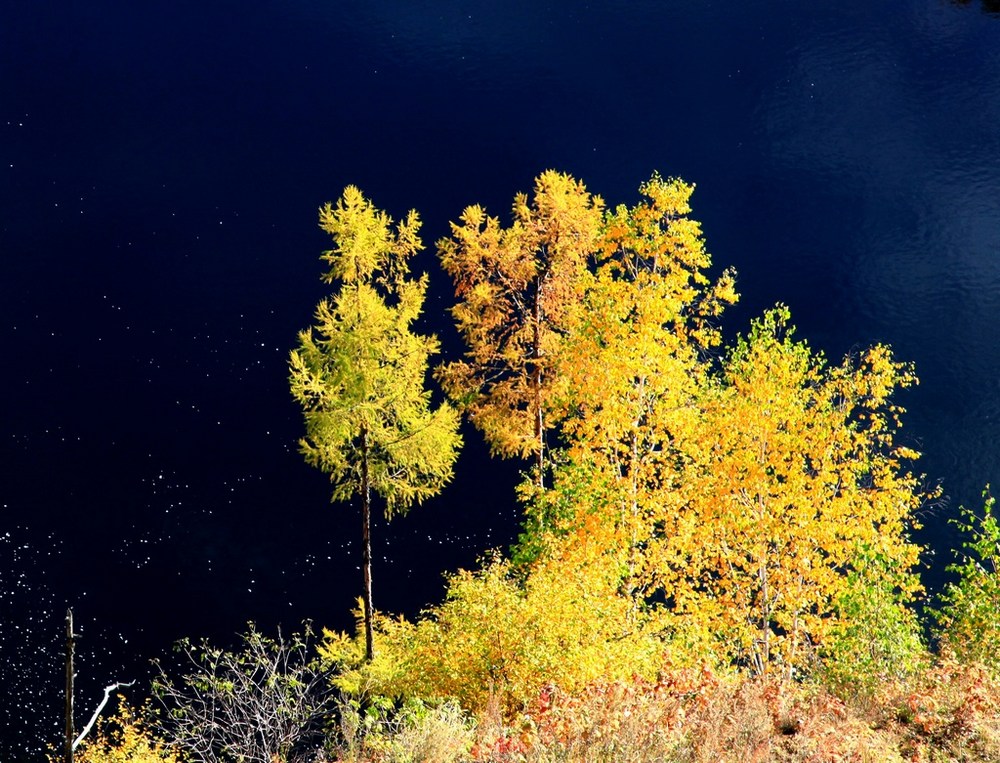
758, 558, 770, 675
756, 495, 770, 676
360, 429, 374, 662
532, 283, 545, 492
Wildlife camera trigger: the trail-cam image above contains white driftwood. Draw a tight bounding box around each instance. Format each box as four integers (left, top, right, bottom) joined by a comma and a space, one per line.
72, 680, 136, 750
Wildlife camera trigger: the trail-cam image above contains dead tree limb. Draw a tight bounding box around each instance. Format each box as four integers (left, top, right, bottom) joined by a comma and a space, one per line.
73, 680, 137, 750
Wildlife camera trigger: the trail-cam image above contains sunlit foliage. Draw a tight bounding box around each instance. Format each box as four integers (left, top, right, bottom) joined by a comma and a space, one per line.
322, 544, 663, 717
71, 167, 1000, 763
437, 173, 929, 684
653, 306, 928, 675
69, 701, 180, 763
290, 186, 461, 659
821, 547, 928, 699
437, 170, 604, 487
293, 171, 943, 746
936, 488, 1000, 672
291, 187, 461, 512
532, 174, 736, 582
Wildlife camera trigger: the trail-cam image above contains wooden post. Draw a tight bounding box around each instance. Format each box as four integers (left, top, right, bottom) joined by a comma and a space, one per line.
64, 609, 76, 763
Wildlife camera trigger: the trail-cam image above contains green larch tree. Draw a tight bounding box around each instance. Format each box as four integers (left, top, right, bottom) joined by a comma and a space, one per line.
289, 186, 461, 660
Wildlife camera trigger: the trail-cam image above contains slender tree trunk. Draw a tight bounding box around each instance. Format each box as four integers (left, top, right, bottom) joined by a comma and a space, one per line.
757, 493, 770, 676
360, 428, 374, 662
626, 429, 640, 620
759, 558, 770, 675
532, 284, 545, 492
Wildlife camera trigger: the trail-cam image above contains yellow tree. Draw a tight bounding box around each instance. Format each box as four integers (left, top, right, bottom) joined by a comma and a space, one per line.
289, 187, 461, 660
437, 170, 604, 488
655, 306, 926, 676
533, 174, 736, 596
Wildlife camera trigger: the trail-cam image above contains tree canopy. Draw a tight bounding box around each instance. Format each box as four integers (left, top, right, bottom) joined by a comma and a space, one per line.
299, 171, 932, 693
437, 170, 604, 487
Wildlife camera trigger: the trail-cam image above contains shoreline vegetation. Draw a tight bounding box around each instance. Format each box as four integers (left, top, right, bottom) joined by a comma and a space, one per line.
60, 172, 1000, 763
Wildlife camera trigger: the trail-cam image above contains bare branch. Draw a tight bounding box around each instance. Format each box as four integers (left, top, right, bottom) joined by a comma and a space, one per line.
152, 623, 334, 763
73, 680, 136, 750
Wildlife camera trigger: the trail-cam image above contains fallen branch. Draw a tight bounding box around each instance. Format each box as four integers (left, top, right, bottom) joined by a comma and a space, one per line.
73, 680, 136, 750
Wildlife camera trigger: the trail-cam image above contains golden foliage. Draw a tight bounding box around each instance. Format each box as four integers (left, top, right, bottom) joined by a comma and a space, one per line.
512, 175, 927, 681
291, 188, 461, 517
290, 280, 461, 515
555, 174, 734, 465
307, 171, 938, 744
70, 701, 180, 763
322, 544, 663, 718
437, 170, 604, 475
541, 173, 737, 593
317, 184, 422, 288
654, 306, 928, 675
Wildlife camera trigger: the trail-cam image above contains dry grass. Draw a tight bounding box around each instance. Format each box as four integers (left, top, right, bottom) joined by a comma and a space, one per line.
460, 660, 1000, 763
319, 659, 1000, 763
328, 696, 473, 763
884, 657, 1000, 762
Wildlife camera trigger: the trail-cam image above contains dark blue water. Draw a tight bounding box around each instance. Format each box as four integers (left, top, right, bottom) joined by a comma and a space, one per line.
3, 1, 1000, 757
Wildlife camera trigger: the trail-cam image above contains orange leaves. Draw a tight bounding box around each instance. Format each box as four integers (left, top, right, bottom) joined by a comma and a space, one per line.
437, 171, 604, 474
891, 657, 1000, 759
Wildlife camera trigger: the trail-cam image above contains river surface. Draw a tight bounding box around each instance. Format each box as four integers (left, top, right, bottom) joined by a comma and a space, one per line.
3, 1, 1000, 757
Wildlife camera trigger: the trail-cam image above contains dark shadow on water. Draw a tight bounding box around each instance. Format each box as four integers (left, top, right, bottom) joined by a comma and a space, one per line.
951, 0, 1000, 16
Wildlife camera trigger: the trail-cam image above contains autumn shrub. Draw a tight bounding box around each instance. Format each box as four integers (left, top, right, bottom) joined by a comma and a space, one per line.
543, 303, 931, 681
515, 667, 720, 763
820, 548, 929, 702
321, 545, 664, 719
328, 694, 472, 763
934, 489, 1000, 673
68, 700, 182, 763
309, 622, 466, 761
151, 623, 333, 763
483, 666, 1000, 763
389, 700, 473, 763
676, 675, 782, 763
650, 307, 929, 679
462, 667, 913, 763
659, 673, 906, 763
